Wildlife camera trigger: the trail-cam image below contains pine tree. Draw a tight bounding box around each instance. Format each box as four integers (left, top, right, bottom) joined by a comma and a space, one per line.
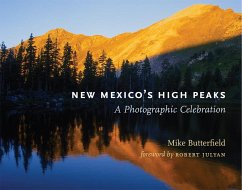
82, 51, 97, 91
141, 56, 151, 90
0, 42, 8, 94
4, 49, 14, 91
160, 59, 172, 90
131, 61, 140, 91
43, 35, 54, 91
72, 51, 78, 89
77, 71, 83, 85
52, 38, 61, 91
97, 50, 107, 77
104, 58, 116, 91
16, 40, 25, 89
119, 60, 130, 91
0, 42, 7, 63
61, 42, 73, 91
8, 49, 18, 90
24, 33, 36, 89
35, 50, 45, 90
118, 60, 139, 91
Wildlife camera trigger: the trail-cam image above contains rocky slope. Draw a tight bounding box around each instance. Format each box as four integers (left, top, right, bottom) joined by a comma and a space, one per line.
17, 4, 242, 70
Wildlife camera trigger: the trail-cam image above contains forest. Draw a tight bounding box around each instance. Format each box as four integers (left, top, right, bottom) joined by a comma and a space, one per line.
0, 34, 240, 106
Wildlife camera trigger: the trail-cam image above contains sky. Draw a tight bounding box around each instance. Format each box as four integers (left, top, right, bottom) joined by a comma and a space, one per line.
1, 0, 241, 47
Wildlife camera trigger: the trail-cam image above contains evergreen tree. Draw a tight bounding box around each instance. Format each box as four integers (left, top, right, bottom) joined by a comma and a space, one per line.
4, 49, 14, 92
16, 40, 25, 89
160, 59, 172, 90
71, 51, 78, 89
52, 39, 61, 91
7, 49, 18, 90
97, 50, 107, 77
141, 56, 151, 90
43, 35, 54, 91
119, 60, 131, 91
82, 51, 97, 91
0, 42, 8, 94
0, 42, 7, 63
35, 50, 45, 90
77, 71, 83, 85
24, 33, 36, 89
104, 58, 116, 91
131, 61, 140, 91
61, 42, 73, 90
118, 60, 140, 91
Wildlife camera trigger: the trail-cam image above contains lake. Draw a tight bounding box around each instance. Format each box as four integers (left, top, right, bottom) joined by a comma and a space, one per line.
0, 106, 241, 189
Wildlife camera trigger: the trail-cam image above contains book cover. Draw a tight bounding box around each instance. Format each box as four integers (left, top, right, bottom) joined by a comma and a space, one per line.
0, 1, 241, 189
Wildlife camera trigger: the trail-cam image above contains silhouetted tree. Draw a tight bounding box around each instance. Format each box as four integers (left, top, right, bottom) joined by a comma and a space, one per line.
97, 50, 107, 77
82, 51, 97, 91
35, 50, 45, 90
141, 56, 151, 90
42, 35, 54, 91
16, 40, 25, 89
119, 60, 131, 91
71, 51, 78, 89
52, 39, 61, 91
61, 42, 73, 90
24, 33, 36, 89
6, 49, 17, 91
104, 58, 116, 91
0, 42, 8, 95
160, 59, 173, 90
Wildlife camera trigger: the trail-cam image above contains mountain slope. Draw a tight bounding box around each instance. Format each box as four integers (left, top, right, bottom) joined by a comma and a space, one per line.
18, 4, 242, 70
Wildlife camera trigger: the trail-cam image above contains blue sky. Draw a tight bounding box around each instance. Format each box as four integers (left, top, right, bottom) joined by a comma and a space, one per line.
1, 0, 241, 47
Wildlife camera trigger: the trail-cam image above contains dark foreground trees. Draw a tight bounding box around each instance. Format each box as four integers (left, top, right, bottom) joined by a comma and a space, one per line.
0, 34, 240, 100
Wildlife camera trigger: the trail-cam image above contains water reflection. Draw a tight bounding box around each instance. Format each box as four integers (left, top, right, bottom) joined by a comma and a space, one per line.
0, 107, 241, 189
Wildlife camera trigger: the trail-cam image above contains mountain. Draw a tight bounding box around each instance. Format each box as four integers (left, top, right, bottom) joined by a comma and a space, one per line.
17, 4, 241, 70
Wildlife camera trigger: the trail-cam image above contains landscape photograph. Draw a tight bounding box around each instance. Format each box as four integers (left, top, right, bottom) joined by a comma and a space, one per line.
0, 0, 241, 189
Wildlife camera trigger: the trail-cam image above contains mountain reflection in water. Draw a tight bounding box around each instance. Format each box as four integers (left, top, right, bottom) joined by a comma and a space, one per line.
0, 108, 240, 190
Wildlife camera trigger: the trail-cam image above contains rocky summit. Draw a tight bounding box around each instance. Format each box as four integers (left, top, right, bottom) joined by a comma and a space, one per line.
16, 4, 242, 70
